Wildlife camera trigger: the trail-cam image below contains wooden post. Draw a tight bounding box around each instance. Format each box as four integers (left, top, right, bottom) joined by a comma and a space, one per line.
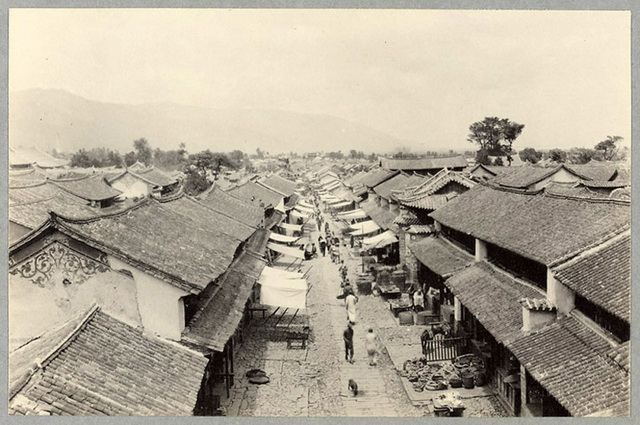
224, 342, 230, 398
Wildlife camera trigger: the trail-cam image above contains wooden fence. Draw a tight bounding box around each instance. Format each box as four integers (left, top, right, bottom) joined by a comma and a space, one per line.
421, 336, 468, 362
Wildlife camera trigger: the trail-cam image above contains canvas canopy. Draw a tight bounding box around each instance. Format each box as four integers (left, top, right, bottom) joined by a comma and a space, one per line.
279, 222, 302, 231
348, 220, 381, 236
259, 268, 308, 309
299, 200, 314, 209
362, 229, 398, 250
295, 204, 315, 214
269, 233, 302, 244
328, 200, 352, 209
267, 242, 306, 259
337, 209, 367, 220
323, 181, 342, 191
258, 266, 305, 281
290, 209, 310, 222
325, 197, 345, 205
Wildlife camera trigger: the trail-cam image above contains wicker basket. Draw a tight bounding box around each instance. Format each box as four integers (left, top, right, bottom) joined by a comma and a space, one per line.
398, 311, 414, 326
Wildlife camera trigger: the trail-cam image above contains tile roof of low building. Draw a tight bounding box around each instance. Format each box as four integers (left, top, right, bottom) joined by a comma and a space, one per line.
23, 196, 250, 293
393, 209, 421, 226
430, 183, 630, 266
360, 200, 399, 233
361, 168, 400, 188
409, 236, 474, 278
9, 306, 207, 416
51, 175, 123, 201
394, 169, 475, 205
579, 180, 629, 189
380, 156, 468, 171
607, 341, 630, 373
225, 180, 283, 209
258, 174, 298, 196
373, 173, 410, 200
199, 184, 264, 228
518, 298, 556, 311
398, 194, 453, 210
183, 247, 268, 352
445, 262, 543, 346
492, 165, 588, 189
509, 316, 629, 417
552, 232, 630, 322
108, 167, 178, 188
343, 171, 368, 187
566, 163, 619, 182
406, 224, 435, 235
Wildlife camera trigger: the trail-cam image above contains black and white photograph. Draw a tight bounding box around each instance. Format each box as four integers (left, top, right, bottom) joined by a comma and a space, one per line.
5, 6, 632, 418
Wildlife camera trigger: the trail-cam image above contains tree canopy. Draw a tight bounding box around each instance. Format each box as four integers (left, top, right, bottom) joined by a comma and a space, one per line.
594, 135, 622, 161
468, 117, 525, 166
518, 147, 542, 164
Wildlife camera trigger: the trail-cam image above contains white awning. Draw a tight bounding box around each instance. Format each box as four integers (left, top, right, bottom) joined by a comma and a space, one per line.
258, 266, 305, 282
348, 220, 381, 236
295, 204, 315, 214
279, 222, 302, 231
274, 198, 286, 213
325, 197, 345, 205
259, 273, 307, 309
291, 209, 310, 222
267, 242, 306, 259
324, 181, 342, 191
337, 209, 367, 220
269, 233, 302, 244
320, 194, 339, 201
299, 200, 314, 209
362, 229, 398, 250
328, 200, 352, 209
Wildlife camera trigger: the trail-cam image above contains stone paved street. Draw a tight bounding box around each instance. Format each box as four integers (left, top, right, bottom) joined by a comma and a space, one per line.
224, 212, 506, 417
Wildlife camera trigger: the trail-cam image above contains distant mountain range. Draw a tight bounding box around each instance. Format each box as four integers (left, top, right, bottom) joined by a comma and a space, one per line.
10, 89, 415, 155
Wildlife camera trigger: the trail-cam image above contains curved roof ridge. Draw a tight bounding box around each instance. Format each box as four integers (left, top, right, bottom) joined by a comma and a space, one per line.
52, 197, 153, 224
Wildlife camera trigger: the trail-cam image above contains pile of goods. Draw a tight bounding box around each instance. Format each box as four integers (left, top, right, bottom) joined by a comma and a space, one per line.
400, 354, 488, 392
400, 357, 461, 392
246, 369, 270, 385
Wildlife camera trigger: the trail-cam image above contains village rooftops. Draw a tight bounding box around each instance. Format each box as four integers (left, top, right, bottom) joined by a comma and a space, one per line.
108, 167, 178, 188
430, 182, 630, 266
10, 194, 256, 294
257, 173, 298, 197
225, 180, 283, 209
553, 232, 630, 323
380, 155, 468, 172
372, 173, 410, 200
408, 236, 474, 278
50, 174, 123, 202
199, 184, 265, 227
491, 164, 589, 190
9, 306, 207, 416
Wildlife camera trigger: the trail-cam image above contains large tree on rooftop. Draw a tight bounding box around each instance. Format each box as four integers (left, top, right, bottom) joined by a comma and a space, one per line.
519, 147, 542, 164
467, 117, 525, 166
594, 135, 623, 161
133, 138, 153, 165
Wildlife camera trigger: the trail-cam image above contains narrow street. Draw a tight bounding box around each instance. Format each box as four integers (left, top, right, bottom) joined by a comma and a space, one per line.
225, 213, 425, 417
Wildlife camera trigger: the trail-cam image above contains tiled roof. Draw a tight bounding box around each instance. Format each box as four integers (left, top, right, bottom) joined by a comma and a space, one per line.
199, 185, 264, 228
343, 171, 368, 187
543, 182, 603, 199
373, 173, 410, 200
552, 232, 630, 322
51, 175, 122, 201
225, 180, 283, 208
430, 183, 630, 266
509, 316, 629, 417
408, 236, 474, 278
10, 307, 207, 416
360, 200, 399, 233
406, 225, 435, 235
183, 247, 268, 352
492, 165, 586, 189
381, 156, 468, 171
333, 187, 361, 203
42, 197, 248, 293
518, 298, 556, 311
567, 163, 619, 182
580, 180, 629, 189
393, 209, 421, 226
361, 168, 400, 188
402, 173, 427, 189
607, 341, 630, 373
399, 194, 452, 210
445, 262, 542, 345
110, 168, 178, 187
258, 174, 297, 196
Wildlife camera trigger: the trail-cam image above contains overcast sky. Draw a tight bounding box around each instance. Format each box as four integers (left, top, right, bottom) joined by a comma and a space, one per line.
9, 8, 631, 151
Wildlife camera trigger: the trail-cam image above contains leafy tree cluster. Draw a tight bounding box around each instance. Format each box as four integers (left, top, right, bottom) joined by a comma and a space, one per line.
543, 136, 625, 165
70, 148, 124, 168
349, 150, 366, 159
518, 148, 543, 164
392, 151, 420, 159
326, 151, 345, 160
468, 117, 525, 166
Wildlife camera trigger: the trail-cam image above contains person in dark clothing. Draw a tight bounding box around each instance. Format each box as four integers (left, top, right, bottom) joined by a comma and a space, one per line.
343, 322, 354, 363
350, 235, 355, 249
320, 239, 327, 256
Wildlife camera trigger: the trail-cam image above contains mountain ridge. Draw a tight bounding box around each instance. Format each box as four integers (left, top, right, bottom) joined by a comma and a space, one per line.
10, 88, 416, 155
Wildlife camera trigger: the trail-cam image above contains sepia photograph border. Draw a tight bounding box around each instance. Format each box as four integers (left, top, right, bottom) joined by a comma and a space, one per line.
0, 0, 638, 424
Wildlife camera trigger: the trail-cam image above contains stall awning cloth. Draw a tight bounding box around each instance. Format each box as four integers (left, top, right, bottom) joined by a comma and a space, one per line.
325, 197, 345, 205
329, 200, 352, 209
274, 198, 286, 213
320, 195, 339, 202
279, 222, 302, 231
348, 220, 381, 236
258, 266, 305, 282
295, 205, 315, 214
259, 272, 308, 309
323, 181, 342, 191
291, 209, 310, 220
337, 209, 367, 220
362, 230, 398, 249
299, 200, 314, 209
269, 233, 301, 244
267, 242, 306, 259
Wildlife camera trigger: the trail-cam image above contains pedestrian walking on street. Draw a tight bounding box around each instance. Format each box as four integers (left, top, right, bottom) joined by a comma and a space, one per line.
339, 260, 348, 281
365, 328, 378, 366
343, 322, 354, 363
345, 289, 358, 325
320, 238, 327, 256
